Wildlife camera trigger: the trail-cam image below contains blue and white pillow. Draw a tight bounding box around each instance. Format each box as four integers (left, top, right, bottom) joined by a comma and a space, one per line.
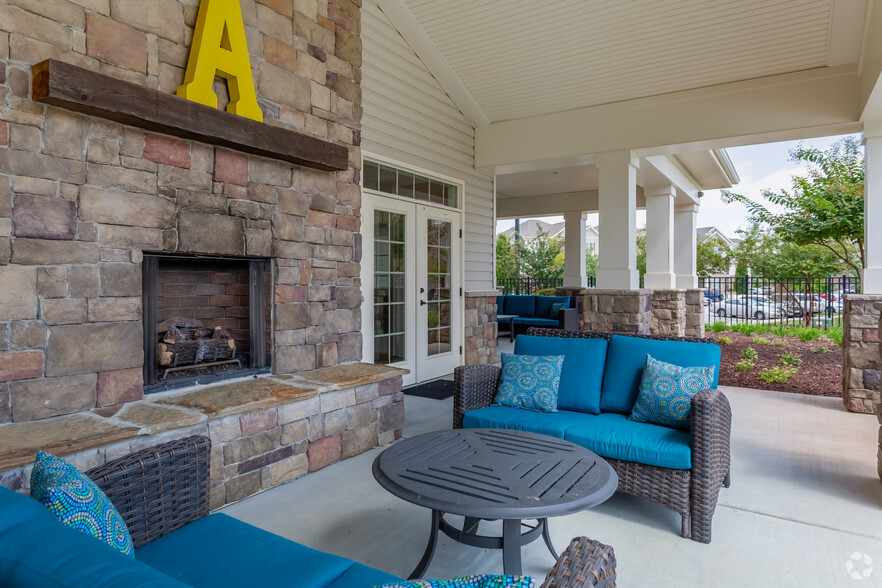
30, 451, 135, 557
492, 353, 564, 413
629, 354, 716, 430
378, 574, 534, 588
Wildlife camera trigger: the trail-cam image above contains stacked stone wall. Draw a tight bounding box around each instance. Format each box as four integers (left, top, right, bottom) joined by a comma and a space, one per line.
684, 288, 705, 338
842, 296, 881, 414
0, 0, 364, 423
650, 289, 685, 337
464, 291, 499, 365
560, 288, 652, 335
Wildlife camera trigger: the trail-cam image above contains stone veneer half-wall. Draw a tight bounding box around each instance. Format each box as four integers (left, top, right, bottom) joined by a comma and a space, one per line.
0, 364, 405, 509
464, 291, 499, 365
684, 289, 705, 338
842, 295, 881, 414
558, 288, 653, 335
650, 289, 685, 337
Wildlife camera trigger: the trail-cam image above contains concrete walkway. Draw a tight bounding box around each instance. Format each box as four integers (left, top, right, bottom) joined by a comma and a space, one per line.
222, 387, 881, 587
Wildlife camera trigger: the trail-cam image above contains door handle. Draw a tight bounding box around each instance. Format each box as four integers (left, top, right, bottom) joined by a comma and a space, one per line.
420, 300, 427, 306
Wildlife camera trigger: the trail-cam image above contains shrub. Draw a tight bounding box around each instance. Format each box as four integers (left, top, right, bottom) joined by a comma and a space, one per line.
770, 325, 786, 337
735, 359, 754, 371
779, 352, 801, 366
810, 346, 829, 354
792, 327, 822, 342
741, 347, 757, 360
710, 322, 729, 333
532, 288, 558, 296
827, 326, 843, 347
717, 335, 733, 345
771, 339, 786, 347
753, 336, 770, 345
760, 366, 797, 383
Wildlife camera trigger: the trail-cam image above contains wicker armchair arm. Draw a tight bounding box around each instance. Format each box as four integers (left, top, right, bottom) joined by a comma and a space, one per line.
540, 536, 617, 588
453, 364, 501, 428
688, 388, 732, 542
86, 435, 211, 548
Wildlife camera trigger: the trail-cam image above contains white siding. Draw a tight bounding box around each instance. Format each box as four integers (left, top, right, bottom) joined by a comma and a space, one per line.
362, 0, 495, 291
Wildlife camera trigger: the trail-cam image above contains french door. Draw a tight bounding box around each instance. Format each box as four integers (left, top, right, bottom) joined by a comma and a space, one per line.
362, 193, 462, 385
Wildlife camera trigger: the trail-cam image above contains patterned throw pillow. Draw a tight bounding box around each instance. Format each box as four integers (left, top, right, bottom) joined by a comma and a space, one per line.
378, 575, 534, 588
629, 354, 716, 430
30, 451, 135, 557
492, 353, 564, 413
547, 302, 566, 318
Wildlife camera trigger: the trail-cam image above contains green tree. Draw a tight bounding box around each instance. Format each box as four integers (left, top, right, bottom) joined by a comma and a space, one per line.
585, 249, 599, 278
636, 230, 646, 277
519, 227, 564, 282
723, 137, 864, 275
495, 233, 519, 283
696, 234, 732, 277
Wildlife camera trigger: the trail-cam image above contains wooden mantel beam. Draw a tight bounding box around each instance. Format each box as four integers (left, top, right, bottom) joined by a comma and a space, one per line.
32, 59, 349, 172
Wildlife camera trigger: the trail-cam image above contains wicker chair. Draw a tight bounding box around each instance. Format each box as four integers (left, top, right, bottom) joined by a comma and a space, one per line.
454, 328, 732, 544
85, 435, 614, 587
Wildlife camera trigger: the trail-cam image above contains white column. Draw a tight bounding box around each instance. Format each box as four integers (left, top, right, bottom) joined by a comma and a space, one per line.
643, 185, 677, 289
863, 134, 882, 293
674, 203, 698, 289
596, 150, 639, 289
563, 211, 587, 288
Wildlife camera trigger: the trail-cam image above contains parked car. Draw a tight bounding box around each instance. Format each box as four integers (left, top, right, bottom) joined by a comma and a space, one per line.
783, 294, 838, 317
710, 295, 783, 320
703, 289, 724, 302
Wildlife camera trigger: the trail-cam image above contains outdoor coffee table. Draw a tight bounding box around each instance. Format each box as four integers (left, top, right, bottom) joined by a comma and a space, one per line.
496, 314, 517, 342
372, 428, 617, 578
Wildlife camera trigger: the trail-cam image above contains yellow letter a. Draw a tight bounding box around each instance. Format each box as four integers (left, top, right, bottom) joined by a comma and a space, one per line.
177, 0, 263, 122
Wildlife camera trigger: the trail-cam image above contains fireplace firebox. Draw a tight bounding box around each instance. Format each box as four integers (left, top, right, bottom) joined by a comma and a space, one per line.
142, 255, 271, 390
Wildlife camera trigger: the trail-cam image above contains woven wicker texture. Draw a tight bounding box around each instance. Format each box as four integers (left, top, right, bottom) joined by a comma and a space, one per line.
86, 435, 210, 549
454, 329, 731, 543
540, 536, 616, 588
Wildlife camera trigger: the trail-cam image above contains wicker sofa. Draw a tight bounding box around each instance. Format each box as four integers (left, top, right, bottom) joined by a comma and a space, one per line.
454, 328, 732, 544
0, 435, 617, 587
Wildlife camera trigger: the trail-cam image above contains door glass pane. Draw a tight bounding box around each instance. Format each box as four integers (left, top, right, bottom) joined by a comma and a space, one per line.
374, 210, 406, 364
426, 219, 452, 356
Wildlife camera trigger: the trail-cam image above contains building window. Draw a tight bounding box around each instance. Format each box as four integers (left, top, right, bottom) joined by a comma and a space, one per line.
363, 160, 459, 208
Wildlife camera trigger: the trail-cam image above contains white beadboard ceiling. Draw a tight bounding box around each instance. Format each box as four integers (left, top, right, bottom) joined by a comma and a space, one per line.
401, 0, 864, 123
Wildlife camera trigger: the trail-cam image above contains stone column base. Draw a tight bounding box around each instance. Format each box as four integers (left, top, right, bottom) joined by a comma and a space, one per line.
465, 291, 500, 365
651, 289, 685, 337
842, 296, 882, 414
559, 288, 652, 335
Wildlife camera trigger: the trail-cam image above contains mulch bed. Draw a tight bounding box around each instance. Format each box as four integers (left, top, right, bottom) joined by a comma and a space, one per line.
706, 332, 843, 397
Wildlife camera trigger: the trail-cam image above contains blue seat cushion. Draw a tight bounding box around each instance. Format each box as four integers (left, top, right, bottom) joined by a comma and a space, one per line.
563, 412, 692, 469
511, 317, 558, 327
515, 335, 607, 414
600, 335, 721, 414
463, 408, 691, 469
136, 513, 400, 588
504, 295, 535, 316
534, 296, 570, 318
0, 486, 185, 587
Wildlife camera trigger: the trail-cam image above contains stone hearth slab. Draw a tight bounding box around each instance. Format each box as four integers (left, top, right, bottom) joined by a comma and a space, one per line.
157, 378, 318, 418
0, 414, 139, 471
95, 402, 206, 435
275, 363, 409, 390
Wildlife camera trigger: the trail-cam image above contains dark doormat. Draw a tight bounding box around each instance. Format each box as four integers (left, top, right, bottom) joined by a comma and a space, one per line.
403, 379, 455, 400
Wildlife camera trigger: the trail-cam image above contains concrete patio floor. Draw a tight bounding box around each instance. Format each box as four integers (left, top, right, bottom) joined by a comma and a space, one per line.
222, 384, 881, 587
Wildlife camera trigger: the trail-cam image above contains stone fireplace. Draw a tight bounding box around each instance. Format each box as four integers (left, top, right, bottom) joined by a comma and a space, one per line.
0, 0, 404, 506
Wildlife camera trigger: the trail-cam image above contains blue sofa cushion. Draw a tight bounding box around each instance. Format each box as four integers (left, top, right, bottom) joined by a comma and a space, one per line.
630, 355, 716, 430
379, 576, 534, 588
137, 513, 400, 588
503, 295, 535, 316
600, 334, 721, 414
511, 317, 558, 327
0, 486, 185, 587
494, 353, 564, 413
31, 451, 135, 557
534, 296, 570, 318
563, 413, 692, 469
496, 295, 505, 314
514, 335, 607, 414
462, 408, 691, 469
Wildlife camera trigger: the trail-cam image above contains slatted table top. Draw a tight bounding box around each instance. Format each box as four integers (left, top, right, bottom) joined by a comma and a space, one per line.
372, 428, 618, 519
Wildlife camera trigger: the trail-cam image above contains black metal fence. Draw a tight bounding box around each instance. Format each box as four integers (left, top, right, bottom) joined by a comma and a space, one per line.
497, 277, 596, 294
698, 275, 859, 329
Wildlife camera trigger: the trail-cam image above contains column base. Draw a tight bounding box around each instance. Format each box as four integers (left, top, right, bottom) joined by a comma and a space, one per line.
676, 275, 698, 289
563, 275, 588, 288
643, 272, 676, 289
862, 268, 882, 295
596, 269, 639, 289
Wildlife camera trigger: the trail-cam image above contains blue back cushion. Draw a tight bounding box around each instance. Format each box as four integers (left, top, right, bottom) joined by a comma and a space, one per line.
515, 335, 607, 414
601, 335, 721, 414
496, 295, 505, 315
533, 296, 570, 318
0, 487, 185, 587
504, 295, 535, 316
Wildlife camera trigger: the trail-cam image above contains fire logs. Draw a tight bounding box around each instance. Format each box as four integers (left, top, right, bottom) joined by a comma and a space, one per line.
156, 318, 236, 367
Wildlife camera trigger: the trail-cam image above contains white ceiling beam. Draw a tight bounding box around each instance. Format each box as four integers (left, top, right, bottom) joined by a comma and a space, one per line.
374, 0, 490, 128
476, 66, 863, 170
496, 191, 599, 219
643, 156, 700, 202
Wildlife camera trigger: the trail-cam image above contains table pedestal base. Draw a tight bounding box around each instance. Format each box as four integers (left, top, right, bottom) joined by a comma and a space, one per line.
408, 510, 558, 579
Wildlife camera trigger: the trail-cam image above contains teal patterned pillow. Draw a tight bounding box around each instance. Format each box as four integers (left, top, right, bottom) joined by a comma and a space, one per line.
378, 575, 534, 588
492, 353, 563, 413
629, 354, 716, 430
30, 451, 135, 557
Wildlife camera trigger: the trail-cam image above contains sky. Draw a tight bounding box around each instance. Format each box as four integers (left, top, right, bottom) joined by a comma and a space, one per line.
495, 133, 861, 240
